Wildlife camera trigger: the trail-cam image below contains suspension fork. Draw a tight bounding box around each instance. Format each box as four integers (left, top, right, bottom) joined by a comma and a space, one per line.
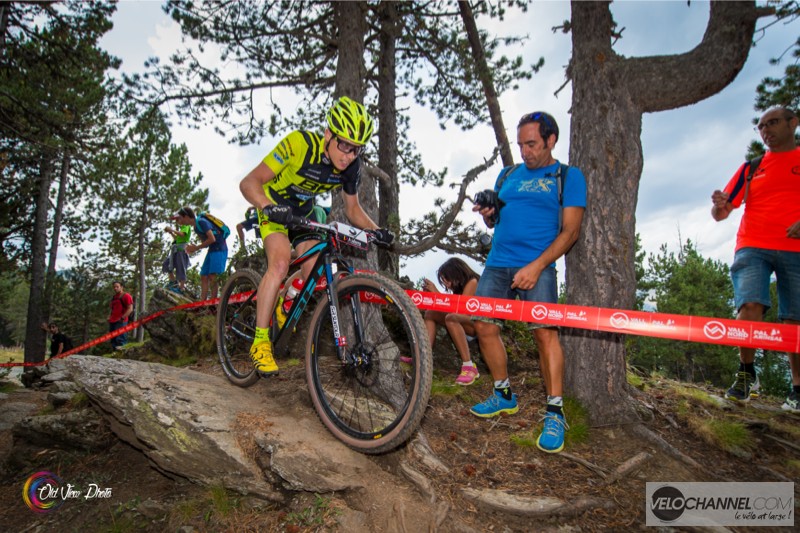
323, 253, 354, 363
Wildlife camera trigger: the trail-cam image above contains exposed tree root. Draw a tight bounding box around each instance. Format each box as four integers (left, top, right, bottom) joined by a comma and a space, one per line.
603, 451, 652, 485
461, 487, 614, 517
558, 451, 609, 478
629, 423, 702, 471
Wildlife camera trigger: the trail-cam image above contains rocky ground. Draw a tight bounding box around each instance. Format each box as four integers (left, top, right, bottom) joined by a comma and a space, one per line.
0, 342, 798, 532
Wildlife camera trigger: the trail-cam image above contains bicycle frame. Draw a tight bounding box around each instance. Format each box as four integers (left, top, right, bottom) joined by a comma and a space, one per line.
270, 219, 374, 361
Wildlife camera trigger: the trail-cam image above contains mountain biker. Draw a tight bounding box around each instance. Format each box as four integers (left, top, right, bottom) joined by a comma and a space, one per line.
239, 96, 394, 376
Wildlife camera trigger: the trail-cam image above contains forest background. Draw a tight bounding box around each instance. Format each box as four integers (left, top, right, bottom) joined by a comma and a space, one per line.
2, 1, 799, 422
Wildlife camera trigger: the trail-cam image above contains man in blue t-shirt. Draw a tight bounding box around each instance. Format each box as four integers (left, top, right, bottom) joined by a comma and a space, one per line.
173, 206, 229, 301
471, 111, 587, 454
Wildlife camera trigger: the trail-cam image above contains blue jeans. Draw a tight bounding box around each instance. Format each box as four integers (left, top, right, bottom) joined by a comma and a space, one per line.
731, 247, 800, 321
109, 321, 127, 348
475, 266, 558, 327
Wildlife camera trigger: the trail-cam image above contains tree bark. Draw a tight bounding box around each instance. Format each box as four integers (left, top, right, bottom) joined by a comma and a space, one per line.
331, 2, 380, 270
24, 154, 54, 365
136, 153, 152, 343
563, 0, 762, 424
376, 2, 400, 276
458, 1, 513, 167
44, 151, 71, 322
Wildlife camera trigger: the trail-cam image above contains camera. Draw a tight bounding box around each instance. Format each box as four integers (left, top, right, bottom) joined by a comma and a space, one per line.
472, 189, 505, 225
473, 189, 499, 210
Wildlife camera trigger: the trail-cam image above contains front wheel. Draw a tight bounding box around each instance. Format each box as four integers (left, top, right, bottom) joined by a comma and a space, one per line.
216, 268, 261, 387
305, 272, 432, 454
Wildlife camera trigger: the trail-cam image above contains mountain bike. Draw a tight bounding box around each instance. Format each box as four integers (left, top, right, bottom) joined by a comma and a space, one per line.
216, 216, 432, 454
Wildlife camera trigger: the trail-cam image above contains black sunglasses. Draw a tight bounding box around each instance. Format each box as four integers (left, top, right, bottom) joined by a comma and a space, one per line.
334, 135, 365, 156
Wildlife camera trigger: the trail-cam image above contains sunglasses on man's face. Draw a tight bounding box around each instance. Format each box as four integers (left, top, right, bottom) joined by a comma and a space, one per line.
518, 112, 554, 130
334, 136, 365, 156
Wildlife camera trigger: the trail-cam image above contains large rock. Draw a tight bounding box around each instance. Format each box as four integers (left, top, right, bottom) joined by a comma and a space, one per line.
13, 409, 114, 451
140, 288, 216, 360
62, 356, 385, 501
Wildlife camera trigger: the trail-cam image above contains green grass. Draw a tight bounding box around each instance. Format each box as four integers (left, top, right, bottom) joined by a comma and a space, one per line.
0, 381, 19, 393
429, 371, 469, 398
511, 396, 589, 449
692, 417, 755, 458
207, 484, 237, 518
68, 392, 89, 408
627, 371, 646, 390
0, 347, 22, 363
161, 354, 198, 367
283, 494, 339, 529
674, 385, 722, 410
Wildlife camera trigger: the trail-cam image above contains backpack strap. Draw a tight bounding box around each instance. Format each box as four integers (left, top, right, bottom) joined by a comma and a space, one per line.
546, 162, 570, 232
196, 214, 215, 234
494, 163, 520, 193
495, 162, 571, 231
742, 155, 763, 205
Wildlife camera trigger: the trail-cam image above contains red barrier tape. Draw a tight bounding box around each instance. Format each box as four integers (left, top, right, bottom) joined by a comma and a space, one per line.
2, 297, 221, 368
8, 289, 797, 369
406, 291, 800, 353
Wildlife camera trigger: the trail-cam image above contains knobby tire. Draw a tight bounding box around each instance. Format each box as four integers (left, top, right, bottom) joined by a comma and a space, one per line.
216, 268, 260, 387
305, 272, 433, 454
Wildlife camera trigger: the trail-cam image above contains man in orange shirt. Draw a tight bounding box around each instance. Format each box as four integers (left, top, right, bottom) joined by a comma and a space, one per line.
711, 106, 800, 412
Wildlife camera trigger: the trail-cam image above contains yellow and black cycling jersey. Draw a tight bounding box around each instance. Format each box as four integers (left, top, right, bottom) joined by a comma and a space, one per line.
263, 130, 361, 210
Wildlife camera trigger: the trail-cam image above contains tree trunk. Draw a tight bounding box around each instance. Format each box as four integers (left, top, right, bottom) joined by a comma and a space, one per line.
563, 0, 762, 424
331, 2, 379, 270
24, 155, 54, 364
136, 154, 153, 343
0, 3, 9, 51
376, 2, 400, 276
458, 1, 513, 167
44, 151, 71, 320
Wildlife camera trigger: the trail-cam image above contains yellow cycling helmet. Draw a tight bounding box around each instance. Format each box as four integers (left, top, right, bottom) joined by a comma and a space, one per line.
326, 96, 374, 146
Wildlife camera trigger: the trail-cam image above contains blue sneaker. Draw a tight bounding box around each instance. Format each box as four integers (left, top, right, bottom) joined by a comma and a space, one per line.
470, 389, 518, 418
536, 411, 569, 453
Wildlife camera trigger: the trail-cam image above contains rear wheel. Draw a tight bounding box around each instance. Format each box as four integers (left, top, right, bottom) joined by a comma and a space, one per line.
216, 268, 261, 387
305, 272, 432, 454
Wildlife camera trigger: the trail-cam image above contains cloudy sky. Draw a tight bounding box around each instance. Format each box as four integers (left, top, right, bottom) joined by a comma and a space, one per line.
89, 0, 798, 291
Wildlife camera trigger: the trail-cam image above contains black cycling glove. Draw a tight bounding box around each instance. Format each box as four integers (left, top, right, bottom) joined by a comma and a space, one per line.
372, 228, 395, 247
262, 205, 293, 226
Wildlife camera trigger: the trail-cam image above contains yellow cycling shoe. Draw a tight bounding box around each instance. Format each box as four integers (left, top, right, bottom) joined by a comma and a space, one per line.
250, 341, 279, 376
274, 297, 287, 330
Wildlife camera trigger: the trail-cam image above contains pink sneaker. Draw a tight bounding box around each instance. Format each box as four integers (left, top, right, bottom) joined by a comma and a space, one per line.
399, 356, 413, 364
455, 365, 479, 386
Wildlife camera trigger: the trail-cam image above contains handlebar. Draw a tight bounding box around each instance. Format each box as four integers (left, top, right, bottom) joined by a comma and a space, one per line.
285, 216, 378, 250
